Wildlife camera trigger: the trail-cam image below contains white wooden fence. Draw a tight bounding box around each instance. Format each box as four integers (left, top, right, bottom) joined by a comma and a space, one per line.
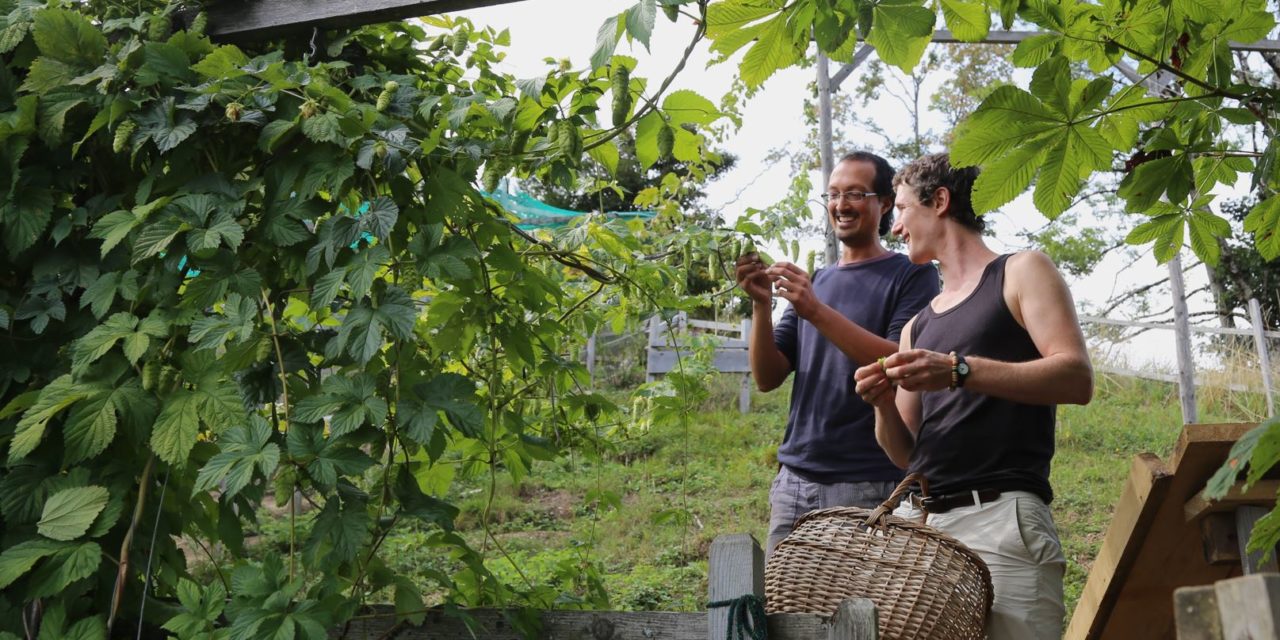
644, 313, 754, 414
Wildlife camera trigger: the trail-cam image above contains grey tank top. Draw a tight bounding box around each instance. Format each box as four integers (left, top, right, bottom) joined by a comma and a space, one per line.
908, 253, 1055, 503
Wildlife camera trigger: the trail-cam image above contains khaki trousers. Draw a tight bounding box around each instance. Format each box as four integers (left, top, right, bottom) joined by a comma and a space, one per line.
895, 491, 1066, 640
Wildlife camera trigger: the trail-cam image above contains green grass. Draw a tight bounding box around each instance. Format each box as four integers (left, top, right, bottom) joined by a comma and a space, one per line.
236, 368, 1267, 621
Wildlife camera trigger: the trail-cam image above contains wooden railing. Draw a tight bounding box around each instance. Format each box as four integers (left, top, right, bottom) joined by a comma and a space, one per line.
334, 534, 878, 639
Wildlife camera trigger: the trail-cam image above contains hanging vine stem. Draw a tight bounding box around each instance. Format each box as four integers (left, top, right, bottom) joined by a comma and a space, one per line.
260, 289, 296, 581
458, 219, 538, 594
106, 454, 155, 635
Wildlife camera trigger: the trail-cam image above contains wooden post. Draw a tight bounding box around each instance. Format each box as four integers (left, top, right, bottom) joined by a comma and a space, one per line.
739, 318, 752, 415
1249, 298, 1275, 417
1214, 574, 1280, 640
827, 599, 878, 640
1174, 585, 1223, 640
707, 534, 764, 640
585, 331, 597, 385
647, 316, 662, 383
1235, 506, 1278, 574
1169, 253, 1198, 424
816, 48, 837, 268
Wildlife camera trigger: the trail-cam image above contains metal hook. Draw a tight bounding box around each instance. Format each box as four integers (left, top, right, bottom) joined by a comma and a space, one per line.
309, 27, 319, 58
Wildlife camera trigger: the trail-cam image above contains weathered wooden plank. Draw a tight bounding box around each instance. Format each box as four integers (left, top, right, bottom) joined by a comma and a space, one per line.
1215, 574, 1280, 640
1173, 585, 1223, 640
205, 0, 529, 41
827, 599, 877, 640
1069, 423, 1257, 640
1184, 480, 1280, 523
333, 607, 849, 639
1235, 506, 1278, 574
1065, 453, 1172, 640
1200, 513, 1242, 566
708, 534, 764, 640
647, 349, 750, 374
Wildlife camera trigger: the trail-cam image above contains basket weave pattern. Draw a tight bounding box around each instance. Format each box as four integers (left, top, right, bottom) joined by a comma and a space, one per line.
764, 475, 993, 640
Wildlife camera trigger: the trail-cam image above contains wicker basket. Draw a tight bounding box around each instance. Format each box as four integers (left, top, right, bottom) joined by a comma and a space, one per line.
764, 473, 993, 640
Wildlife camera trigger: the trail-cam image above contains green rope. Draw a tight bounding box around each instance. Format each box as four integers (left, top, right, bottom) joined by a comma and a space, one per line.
707, 594, 767, 640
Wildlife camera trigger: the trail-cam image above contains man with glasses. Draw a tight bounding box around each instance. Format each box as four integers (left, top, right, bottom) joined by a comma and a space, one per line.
853, 153, 1093, 638
735, 151, 939, 557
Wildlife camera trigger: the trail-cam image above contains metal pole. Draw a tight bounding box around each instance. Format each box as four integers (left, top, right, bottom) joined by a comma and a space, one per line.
1169, 253, 1198, 423
816, 48, 837, 268
1249, 298, 1275, 416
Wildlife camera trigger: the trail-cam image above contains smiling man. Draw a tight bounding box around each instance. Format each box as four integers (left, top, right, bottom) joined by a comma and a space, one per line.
854, 152, 1093, 639
734, 151, 939, 557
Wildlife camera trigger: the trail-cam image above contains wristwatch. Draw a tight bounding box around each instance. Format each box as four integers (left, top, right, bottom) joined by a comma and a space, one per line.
949, 352, 970, 390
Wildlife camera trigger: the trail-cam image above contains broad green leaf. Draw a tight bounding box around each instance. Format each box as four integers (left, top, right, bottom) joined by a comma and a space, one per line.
38, 486, 109, 541
972, 142, 1046, 214
1118, 156, 1177, 212
136, 98, 197, 153
32, 9, 106, 66
663, 90, 719, 126
1028, 55, 1071, 117
362, 196, 398, 240
150, 390, 201, 466
80, 272, 119, 319
193, 417, 280, 499
89, 210, 140, 257
1033, 135, 1081, 218
866, 1, 935, 72
72, 312, 137, 371
62, 392, 116, 465
587, 138, 620, 175
28, 542, 101, 598
131, 217, 184, 263
37, 94, 85, 146
13, 375, 84, 460
634, 111, 662, 169
0, 539, 66, 588
1010, 33, 1061, 67
193, 45, 249, 79
624, 0, 657, 51
940, 0, 990, 41
286, 426, 375, 490
1244, 196, 1280, 261
1205, 420, 1271, 499
1187, 209, 1229, 266
311, 269, 346, 309
2, 187, 53, 254
306, 495, 370, 563
590, 14, 625, 70
739, 16, 802, 89
1172, 0, 1221, 22
301, 112, 342, 144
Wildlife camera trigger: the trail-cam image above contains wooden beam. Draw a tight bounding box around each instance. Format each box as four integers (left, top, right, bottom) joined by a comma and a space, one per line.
204, 0, 530, 41
1185, 480, 1280, 523
1201, 513, 1242, 566
1173, 585, 1223, 640
337, 606, 871, 639
1064, 453, 1172, 640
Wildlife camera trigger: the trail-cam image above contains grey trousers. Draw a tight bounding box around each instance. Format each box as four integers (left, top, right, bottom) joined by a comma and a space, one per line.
895, 491, 1067, 640
766, 465, 897, 558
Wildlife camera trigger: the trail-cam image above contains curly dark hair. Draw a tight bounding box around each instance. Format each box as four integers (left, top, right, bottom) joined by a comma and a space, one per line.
837, 151, 896, 236
893, 153, 984, 233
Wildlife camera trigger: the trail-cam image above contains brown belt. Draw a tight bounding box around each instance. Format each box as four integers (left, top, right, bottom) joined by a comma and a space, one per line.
909, 488, 1003, 514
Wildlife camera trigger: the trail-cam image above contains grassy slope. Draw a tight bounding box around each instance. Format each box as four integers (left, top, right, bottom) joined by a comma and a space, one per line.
245, 370, 1267, 618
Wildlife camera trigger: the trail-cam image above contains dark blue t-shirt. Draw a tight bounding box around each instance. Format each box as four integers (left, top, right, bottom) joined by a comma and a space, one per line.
774, 252, 939, 482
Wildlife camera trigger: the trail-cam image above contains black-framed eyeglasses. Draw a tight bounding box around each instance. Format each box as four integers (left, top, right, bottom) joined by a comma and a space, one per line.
821, 191, 877, 204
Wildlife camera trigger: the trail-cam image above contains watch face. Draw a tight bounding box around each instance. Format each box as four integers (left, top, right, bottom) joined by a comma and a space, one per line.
957, 362, 970, 375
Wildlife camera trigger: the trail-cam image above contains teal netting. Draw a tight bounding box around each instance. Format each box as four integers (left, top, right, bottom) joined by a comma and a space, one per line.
483, 187, 656, 229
